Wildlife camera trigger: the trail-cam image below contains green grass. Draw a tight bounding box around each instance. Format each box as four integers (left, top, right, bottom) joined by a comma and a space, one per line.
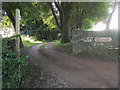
53, 40, 73, 54
40, 43, 48, 48
53, 40, 118, 61
21, 35, 42, 47
42, 40, 53, 43
22, 41, 40, 47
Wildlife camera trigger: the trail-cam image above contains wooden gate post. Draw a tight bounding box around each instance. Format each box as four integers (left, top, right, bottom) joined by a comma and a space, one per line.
15, 8, 20, 82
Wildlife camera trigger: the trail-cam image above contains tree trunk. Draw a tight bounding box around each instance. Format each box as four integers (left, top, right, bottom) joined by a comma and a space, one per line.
50, 2, 72, 43
61, 2, 71, 43
105, 0, 118, 30
76, 17, 83, 29
61, 22, 71, 43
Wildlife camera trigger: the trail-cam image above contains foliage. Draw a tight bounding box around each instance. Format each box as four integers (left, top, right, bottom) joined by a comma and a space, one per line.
2, 2, 111, 43
48, 2, 111, 43
21, 19, 60, 41
2, 2, 59, 41
21, 35, 42, 47
2, 35, 28, 88
2, 16, 12, 28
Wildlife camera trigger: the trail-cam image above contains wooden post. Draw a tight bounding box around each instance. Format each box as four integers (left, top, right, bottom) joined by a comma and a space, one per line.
0, 35, 2, 90
16, 8, 20, 59
15, 8, 20, 82
0, 1, 2, 89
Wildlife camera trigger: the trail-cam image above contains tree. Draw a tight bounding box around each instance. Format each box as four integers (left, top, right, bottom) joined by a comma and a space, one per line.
2, 2, 111, 43
2, 2, 35, 47
49, 2, 110, 43
105, 0, 118, 30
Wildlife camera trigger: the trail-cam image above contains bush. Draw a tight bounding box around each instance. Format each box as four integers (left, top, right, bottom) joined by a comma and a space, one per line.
2, 36, 28, 88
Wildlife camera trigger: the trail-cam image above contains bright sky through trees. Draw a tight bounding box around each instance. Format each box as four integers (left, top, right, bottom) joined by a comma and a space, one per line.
110, 5, 118, 29
92, 6, 118, 31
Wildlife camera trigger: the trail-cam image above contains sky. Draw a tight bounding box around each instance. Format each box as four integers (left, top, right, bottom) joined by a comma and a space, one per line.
92, 5, 118, 31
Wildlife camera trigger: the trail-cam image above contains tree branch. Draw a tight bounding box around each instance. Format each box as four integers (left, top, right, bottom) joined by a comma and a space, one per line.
6, 11, 15, 28
50, 3, 61, 29
54, 2, 61, 12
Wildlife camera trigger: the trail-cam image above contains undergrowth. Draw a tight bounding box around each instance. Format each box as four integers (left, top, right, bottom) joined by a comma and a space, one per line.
54, 41, 118, 61
2, 35, 28, 88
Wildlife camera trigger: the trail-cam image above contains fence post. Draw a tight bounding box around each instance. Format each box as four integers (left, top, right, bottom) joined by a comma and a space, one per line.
16, 8, 20, 59
0, 1, 2, 89
0, 35, 2, 90
15, 8, 20, 83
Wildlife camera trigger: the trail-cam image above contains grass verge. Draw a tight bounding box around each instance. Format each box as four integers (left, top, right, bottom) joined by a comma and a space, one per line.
40, 43, 48, 48
53, 40, 73, 54
53, 41, 118, 61
21, 35, 42, 47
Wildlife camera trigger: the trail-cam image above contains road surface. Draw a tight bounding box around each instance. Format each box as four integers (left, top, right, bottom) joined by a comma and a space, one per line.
23, 42, 118, 88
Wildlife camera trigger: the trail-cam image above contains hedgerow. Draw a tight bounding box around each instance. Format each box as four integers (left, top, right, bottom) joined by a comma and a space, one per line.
2, 35, 28, 88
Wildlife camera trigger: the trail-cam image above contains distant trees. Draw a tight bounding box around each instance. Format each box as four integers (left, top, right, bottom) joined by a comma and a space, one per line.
21, 19, 60, 41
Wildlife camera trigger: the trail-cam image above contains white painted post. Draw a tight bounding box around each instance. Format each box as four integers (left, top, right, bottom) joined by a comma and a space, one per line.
15, 8, 20, 83
16, 9, 20, 59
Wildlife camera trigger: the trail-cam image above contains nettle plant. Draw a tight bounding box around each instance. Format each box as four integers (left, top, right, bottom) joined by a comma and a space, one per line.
2, 35, 28, 88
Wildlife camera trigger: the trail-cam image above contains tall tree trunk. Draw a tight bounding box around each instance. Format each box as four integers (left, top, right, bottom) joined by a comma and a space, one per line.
61, 21, 71, 43
105, 0, 118, 30
61, 2, 71, 43
50, 2, 71, 43
76, 17, 84, 29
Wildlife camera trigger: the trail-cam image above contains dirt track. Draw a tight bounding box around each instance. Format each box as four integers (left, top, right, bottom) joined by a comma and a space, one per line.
24, 42, 118, 88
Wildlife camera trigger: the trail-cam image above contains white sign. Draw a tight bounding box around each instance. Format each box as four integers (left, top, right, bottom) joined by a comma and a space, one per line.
95, 37, 112, 42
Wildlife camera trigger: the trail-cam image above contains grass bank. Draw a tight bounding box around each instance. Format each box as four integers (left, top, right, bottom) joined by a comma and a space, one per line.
53, 40, 73, 54
21, 35, 42, 47
53, 41, 118, 61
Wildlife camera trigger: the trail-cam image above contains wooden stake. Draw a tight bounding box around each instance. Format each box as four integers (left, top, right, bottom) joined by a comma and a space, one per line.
15, 8, 20, 83
0, 35, 2, 90
0, 1, 2, 89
